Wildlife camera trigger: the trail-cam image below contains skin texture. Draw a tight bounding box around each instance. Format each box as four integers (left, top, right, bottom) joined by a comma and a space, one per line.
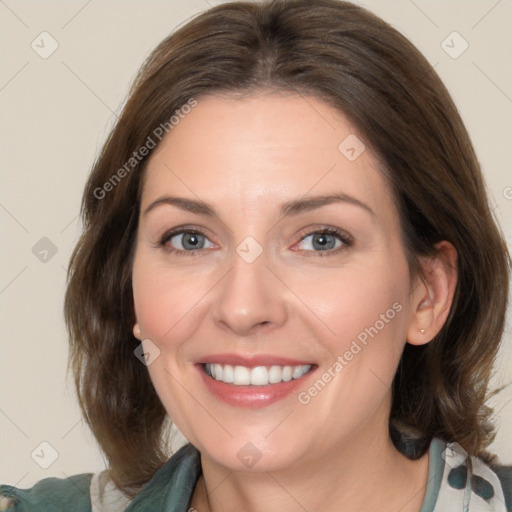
131, 93, 457, 512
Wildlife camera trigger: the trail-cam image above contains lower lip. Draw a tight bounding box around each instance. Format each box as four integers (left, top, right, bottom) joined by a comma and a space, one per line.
197, 365, 316, 408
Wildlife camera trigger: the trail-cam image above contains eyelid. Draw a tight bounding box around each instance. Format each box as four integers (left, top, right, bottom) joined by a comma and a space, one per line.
291, 226, 354, 255
298, 225, 352, 242
157, 225, 217, 254
155, 224, 353, 256
160, 227, 207, 244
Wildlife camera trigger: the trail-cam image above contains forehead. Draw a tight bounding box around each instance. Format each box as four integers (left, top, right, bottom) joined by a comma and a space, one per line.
142, 93, 393, 219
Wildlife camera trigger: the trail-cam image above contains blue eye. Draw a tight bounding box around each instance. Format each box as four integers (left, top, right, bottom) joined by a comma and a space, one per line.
162, 231, 215, 252
158, 227, 350, 255
296, 229, 350, 253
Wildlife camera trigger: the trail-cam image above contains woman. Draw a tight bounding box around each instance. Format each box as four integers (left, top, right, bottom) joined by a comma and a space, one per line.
1, 0, 510, 511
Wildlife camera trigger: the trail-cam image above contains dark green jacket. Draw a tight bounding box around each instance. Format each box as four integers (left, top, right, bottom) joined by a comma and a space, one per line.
1, 440, 511, 511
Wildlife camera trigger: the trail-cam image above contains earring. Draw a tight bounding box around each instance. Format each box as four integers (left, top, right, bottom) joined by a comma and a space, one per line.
419, 328, 425, 334
133, 324, 141, 339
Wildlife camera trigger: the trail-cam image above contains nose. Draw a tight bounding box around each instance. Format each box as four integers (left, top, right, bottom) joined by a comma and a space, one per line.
212, 250, 288, 337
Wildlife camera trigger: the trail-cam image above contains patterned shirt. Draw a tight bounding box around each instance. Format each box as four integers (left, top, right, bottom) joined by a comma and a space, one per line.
1, 438, 510, 511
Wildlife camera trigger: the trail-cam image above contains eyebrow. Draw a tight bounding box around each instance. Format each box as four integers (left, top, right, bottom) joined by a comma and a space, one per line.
143, 193, 375, 218
143, 196, 217, 217
280, 193, 375, 218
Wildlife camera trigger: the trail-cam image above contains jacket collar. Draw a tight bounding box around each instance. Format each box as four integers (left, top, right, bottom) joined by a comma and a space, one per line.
125, 443, 201, 512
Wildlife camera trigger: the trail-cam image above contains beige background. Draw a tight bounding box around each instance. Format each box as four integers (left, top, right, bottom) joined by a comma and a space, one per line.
1, 0, 511, 487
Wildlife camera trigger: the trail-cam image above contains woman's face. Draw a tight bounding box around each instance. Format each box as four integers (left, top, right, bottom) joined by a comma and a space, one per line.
132, 93, 420, 471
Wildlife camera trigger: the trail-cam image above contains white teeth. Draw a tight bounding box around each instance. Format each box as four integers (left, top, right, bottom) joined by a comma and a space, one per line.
223, 364, 234, 383
250, 366, 268, 385
282, 366, 293, 382
204, 363, 312, 386
214, 364, 223, 381
268, 365, 282, 384
233, 366, 251, 385
292, 365, 304, 379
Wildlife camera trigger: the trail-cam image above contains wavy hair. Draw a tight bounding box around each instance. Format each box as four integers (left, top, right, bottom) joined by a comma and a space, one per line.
64, 0, 510, 497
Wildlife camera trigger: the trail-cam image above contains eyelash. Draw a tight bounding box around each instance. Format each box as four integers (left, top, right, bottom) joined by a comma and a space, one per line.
158, 226, 353, 257
158, 228, 210, 256
294, 227, 353, 257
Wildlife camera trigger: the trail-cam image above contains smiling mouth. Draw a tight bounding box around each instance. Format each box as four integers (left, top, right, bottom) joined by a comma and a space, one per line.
203, 363, 314, 386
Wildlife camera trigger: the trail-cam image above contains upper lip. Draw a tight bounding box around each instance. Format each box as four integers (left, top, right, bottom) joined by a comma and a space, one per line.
198, 353, 314, 367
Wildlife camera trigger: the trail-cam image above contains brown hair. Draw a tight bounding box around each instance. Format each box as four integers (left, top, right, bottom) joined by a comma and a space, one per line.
64, 0, 510, 496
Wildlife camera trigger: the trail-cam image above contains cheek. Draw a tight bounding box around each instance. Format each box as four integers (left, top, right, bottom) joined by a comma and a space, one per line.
288, 255, 412, 415
288, 262, 411, 429
132, 252, 211, 342
131, 252, 207, 424
290, 258, 410, 350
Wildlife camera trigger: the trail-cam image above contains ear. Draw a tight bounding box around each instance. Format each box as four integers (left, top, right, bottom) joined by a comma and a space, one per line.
406, 241, 458, 346
132, 300, 141, 340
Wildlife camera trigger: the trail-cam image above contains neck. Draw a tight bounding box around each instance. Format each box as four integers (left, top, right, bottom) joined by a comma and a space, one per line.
191, 418, 429, 512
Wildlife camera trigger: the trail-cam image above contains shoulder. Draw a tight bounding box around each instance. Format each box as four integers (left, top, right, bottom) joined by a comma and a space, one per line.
0, 443, 202, 512
0, 473, 92, 512
431, 439, 512, 512
0, 471, 131, 512
489, 463, 512, 512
